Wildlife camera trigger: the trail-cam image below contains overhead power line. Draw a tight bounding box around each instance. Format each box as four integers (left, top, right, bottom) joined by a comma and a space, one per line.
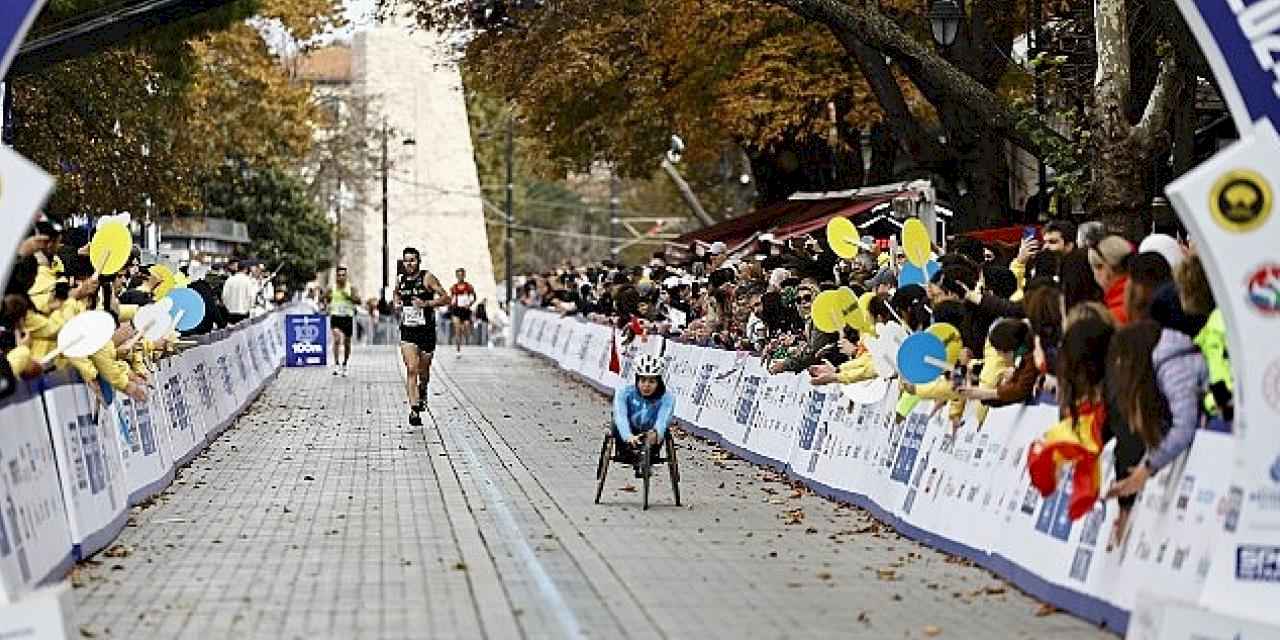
9, 0, 242, 78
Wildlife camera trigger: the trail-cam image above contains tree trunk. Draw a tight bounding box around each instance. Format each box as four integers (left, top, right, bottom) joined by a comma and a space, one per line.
867, 122, 897, 185
768, 0, 1067, 160
1089, 0, 1182, 239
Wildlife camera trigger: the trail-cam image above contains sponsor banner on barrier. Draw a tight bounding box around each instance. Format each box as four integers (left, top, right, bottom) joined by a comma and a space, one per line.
1167, 122, 1280, 626
1126, 591, 1280, 640
0, 580, 76, 640
112, 393, 168, 506
1, 313, 285, 614
285, 314, 328, 367
517, 307, 1280, 632
42, 377, 127, 557
0, 385, 71, 603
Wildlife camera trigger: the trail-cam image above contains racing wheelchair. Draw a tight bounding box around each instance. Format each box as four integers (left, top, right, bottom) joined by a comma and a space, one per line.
593, 427, 681, 510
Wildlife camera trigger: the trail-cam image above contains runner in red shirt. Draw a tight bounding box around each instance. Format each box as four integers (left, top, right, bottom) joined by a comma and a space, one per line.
449, 268, 477, 355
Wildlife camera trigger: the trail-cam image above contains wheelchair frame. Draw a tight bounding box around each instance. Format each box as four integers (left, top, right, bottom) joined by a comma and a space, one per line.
594, 428, 681, 510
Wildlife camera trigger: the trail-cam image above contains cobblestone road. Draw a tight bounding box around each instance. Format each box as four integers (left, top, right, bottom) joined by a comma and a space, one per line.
72, 347, 1112, 639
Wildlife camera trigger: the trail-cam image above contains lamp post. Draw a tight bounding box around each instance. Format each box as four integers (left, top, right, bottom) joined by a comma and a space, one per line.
927, 0, 964, 48
504, 115, 514, 305
379, 122, 416, 307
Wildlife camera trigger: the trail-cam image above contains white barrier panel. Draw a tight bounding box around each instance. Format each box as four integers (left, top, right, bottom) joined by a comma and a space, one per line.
0, 581, 76, 640
42, 375, 128, 559
0, 385, 72, 603
157, 358, 202, 468
518, 308, 1277, 633
112, 392, 170, 507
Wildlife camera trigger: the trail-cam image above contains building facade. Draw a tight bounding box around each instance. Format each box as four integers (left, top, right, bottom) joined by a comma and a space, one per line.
352, 18, 497, 306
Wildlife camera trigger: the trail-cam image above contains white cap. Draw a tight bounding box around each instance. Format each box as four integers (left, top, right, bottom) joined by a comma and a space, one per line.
1138, 233, 1186, 271
709, 241, 727, 255
662, 276, 680, 288
759, 233, 777, 243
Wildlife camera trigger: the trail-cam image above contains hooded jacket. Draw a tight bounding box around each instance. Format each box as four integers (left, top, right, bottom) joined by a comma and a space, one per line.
1145, 328, 1207, 471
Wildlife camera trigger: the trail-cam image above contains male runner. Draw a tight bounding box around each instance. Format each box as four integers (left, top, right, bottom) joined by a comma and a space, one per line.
448, 267, 477, 355
395, 247, 450, 426
328, 265, 357, 376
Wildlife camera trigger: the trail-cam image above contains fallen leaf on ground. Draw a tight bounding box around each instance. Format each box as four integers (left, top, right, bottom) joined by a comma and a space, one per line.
923, 625, 942, 636
620, 485, 638, 493
876, 569, 897, 580
103, 545, 131, 558
1035, 603, 1057, 617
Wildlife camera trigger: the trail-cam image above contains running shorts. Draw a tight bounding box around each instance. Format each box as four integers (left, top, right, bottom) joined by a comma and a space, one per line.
400, 325, 437, 353
331, 316, 354, 337
449, 306, 472, 322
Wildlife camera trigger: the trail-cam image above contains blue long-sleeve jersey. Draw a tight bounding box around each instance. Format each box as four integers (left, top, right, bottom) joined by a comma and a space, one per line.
612, 384, 676, 441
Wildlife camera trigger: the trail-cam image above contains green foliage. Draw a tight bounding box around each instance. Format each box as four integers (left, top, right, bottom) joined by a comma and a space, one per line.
465, 86, 610, 275
200, 163, 335, 290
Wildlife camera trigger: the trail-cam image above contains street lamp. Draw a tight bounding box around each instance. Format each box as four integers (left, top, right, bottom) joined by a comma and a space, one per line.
927, 0, 964, 48
380, 123, 417, 308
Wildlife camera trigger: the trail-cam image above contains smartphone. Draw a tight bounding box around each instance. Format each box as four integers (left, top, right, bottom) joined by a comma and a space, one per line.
951, 363, 967, 388
968, 361, 982, 386
1022, 226, 1038, 240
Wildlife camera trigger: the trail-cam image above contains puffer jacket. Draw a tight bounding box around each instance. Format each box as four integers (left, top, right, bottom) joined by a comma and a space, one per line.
1145, 329, 1208, 471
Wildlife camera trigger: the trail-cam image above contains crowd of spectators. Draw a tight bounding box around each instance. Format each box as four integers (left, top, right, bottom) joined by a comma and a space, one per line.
520, 218, 1233, 539
1, 215, 287, 404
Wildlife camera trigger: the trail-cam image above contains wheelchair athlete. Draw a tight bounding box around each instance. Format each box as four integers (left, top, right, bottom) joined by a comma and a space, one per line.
611, 354, 676, 477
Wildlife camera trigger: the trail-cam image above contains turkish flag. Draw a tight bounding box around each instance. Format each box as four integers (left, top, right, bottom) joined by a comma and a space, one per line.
608, 329, 621, 374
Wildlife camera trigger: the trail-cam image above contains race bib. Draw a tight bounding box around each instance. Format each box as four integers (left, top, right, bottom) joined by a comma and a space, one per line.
331, 301, 355, 317
402, 306, 426, 327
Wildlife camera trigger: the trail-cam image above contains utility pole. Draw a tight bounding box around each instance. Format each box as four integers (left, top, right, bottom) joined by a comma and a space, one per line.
504, 115, 514, 304
380, 121, 389, 307
334, 179, 342, 271
609, 170, 620, 260
1032, 0, 1048, 217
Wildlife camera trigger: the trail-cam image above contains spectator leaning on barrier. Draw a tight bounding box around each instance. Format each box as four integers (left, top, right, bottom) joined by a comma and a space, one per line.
1089, 235, 1134, 326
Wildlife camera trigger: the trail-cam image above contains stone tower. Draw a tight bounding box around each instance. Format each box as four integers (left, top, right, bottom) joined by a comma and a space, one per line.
352, 19, 497, 306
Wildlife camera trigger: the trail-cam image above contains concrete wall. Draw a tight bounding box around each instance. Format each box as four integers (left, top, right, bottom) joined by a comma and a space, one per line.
352, 19, 497, 306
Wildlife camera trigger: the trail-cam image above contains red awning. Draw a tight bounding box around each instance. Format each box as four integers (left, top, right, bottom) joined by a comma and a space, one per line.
675, 194, 904, 248
962, 224, 1039, 246
772, 196, 895, 240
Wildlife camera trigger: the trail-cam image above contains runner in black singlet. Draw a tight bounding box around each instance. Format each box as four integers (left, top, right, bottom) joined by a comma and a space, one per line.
394, 247, 450, 426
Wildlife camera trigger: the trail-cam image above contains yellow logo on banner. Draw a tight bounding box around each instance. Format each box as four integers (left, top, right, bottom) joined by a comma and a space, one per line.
1210, 169, 1271, 232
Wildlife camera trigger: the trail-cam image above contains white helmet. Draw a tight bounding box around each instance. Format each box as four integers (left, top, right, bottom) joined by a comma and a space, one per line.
633, 354, 666, 378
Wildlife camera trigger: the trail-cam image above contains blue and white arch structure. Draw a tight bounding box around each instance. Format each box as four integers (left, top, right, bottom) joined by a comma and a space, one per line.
1164, 0, 1280, 630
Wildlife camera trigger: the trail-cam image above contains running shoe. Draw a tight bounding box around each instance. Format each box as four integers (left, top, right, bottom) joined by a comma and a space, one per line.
409, 410, 422, 426
341, 365, 349, 377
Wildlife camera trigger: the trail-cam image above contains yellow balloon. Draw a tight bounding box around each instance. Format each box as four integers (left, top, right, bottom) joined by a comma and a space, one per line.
927, 322, 963, 365
173, 272, 191, 289
825, 216, 860, 259
849, 291, 877, 333
811, 288, 854, 334
902, 218, 931, 268
89, 222, 132, 275
150, 265, 176, 300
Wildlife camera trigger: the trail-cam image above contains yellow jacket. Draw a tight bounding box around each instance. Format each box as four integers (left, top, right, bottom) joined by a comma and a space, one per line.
88, 341, 132, 392
6, 346, 33, 378
973, 342, 1015, 425
836, 351, 878, 384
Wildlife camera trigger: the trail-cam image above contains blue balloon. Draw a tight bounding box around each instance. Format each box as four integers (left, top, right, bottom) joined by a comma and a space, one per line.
897, 260, 941, 288
897, 331, 947, 384
166, 288, 206, 332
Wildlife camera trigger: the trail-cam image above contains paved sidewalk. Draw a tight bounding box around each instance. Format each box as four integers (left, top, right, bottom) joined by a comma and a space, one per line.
72, 347, 1112, 639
